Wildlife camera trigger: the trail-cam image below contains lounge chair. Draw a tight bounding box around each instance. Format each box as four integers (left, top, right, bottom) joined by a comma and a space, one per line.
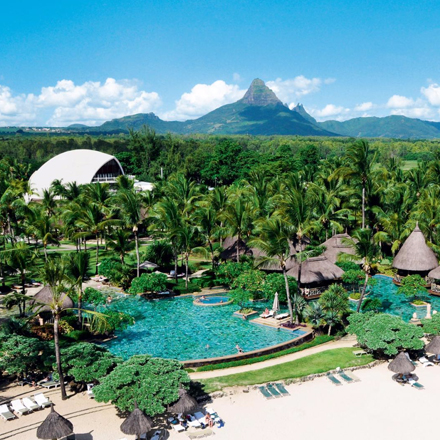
34, 393, 52, 408
258, 386, 274, 400
194, 411, 206, 424
344, 371, 360, 382
172, 424, 186, 433
40, 380, 61, 389
187, 415, 202, 428
275, 313, 289, 320
274, 383, 290, 396
266, 383, 282, 398
0, 404, 15, 421
326, 373, 342, 386
87, 383, 95, 398
150, 430, 162, 440
353, 349, 369, 357
409, 379, 424, 390
338, 371, 355, 383
205, 408, 221, 424
11, 399, 31, 415
260, 310, 274, 319
419, 356, 435, 367
22, 397, 40, 411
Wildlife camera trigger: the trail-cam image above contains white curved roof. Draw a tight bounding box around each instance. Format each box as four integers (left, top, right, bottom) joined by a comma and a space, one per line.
29, 149, 124, 198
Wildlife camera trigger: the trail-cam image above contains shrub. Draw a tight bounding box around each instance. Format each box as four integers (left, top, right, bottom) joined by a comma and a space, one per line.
129, 273, 168, 295
142, 240, 174, 269
349, 292, 361, 300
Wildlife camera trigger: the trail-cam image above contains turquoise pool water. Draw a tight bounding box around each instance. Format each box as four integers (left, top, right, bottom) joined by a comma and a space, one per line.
102, 295, 305, 361
355, 275, 439, 321
197, 296, 230, 305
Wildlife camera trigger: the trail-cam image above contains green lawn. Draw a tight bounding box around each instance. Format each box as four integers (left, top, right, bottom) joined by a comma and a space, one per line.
199, 348, 374, 393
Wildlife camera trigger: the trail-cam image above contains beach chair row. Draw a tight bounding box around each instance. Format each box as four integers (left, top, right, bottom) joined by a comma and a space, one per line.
258, 383, 290, 399
327, 370, 360, 386
0, 393, 52, 421
169, 408, 223, 433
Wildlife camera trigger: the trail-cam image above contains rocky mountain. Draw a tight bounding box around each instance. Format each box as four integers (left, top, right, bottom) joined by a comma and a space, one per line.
74, 79, 337, 136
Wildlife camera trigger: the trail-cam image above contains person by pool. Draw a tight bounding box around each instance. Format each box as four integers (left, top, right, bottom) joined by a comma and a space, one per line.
201, 295, 206, 300
236, 344, 243, 353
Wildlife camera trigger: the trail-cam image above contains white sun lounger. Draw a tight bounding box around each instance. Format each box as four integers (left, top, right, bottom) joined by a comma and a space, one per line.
260, 310, 274, 318
194, 411, 206, 424
172, 424, 185, 433
34, 393, 52, 408
187, 415, 201, 428
0, 404, 15, 421
419, 356, 435, 367
22, 397, 39, 411
11, 399, 31, 415
275, 313, 289, 320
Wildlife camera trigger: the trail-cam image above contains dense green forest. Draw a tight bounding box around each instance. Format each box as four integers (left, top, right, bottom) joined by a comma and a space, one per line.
1, 128, 440, 183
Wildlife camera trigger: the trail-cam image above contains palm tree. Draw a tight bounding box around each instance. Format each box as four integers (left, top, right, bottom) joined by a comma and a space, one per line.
173, 222, 199, 288
64, 251, 90, 323
318, 284, 350, 335
343, 229, 380, 312
250, 217, 296, 324
194, 206, 218, 269
107, 229, 135, 264
304, 301, 324, 328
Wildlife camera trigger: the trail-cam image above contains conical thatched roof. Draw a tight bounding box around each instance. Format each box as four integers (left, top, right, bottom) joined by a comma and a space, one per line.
286, 256, 344, 284
31, 286, 74, 312
120, 402, 152, 437
393, 223, 438, 272
37, 405, 73, 439
251, 242, 297, 271
139, 260, 159, 270
168, 388, 198, 414
428, 266, 440, 280
321, 233, 356, 264
425, 336, 440, 355
219, 236, 253, 261
388, 352, 415, 375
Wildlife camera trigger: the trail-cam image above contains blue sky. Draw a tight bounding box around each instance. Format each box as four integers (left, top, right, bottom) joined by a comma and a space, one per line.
2, 0, 440, 126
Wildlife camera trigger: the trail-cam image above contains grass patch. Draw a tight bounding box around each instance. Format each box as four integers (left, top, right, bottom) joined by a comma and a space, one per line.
199, 348, 374, 393
196, 335, 334, 372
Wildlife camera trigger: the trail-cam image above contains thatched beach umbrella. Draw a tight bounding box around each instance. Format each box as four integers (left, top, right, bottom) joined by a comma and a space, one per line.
428, 266, 440, 280
120, 402, 153, 440
393, 223, 438, 273
388, 352, 415, 375
426, 336, 440, 355
36, 405, 73, 440
31, 286, 74, 312
168, 388, 198, 414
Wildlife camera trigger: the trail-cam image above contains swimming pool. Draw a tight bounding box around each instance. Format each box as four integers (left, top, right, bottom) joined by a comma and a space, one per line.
102, 295, 305, 361
354, 274, 439, 321
195, 295, 231, 305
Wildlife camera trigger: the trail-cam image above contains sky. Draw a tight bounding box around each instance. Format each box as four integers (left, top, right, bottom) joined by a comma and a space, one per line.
2, 0, 440, 126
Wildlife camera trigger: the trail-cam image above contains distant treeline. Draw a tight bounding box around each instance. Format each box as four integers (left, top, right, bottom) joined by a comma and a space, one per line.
1, 127, 440, 184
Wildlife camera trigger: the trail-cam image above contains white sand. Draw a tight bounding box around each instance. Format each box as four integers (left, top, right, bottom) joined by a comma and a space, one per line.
2, 362, 439, 440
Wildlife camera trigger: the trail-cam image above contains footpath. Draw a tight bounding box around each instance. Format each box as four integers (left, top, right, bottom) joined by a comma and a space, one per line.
190, 335, 357, 380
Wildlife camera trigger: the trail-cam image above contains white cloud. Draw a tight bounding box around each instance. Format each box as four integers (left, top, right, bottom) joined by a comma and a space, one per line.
421, 83, 440, 106
313, 104, 349, 119
266, 76, 323, 103
354, 102, 374, 112
161, 80, 246, 121
390, 107, 435, 119
387, 95, 415, 109
0, 78, 161, 126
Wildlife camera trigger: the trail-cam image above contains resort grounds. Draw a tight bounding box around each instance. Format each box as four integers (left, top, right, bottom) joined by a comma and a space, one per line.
1, 357, 438, 440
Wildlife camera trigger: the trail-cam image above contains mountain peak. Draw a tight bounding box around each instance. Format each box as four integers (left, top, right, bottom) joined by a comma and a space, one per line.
292, 103, 317, 124
241, 78, 282, 106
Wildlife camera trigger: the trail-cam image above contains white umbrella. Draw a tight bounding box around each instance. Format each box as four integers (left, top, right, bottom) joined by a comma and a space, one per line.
272, 292, 280, 313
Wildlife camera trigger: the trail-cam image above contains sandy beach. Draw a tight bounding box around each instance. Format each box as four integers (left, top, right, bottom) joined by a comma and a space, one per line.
1, 361, 439, 440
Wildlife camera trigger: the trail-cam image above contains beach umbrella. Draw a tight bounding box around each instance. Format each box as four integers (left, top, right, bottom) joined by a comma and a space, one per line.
168, 388, 198, 414
388, 352, 415, 375
139, 260, 159, 270
272, 292, 280, 313
36, 405, 73, 440
426, 335, 440, 355
120, 402, 153, 440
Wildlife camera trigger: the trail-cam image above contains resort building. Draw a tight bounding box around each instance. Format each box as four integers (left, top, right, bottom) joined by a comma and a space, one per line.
392, 223, 438, 279
321, 233, 356, 264
28, 149, 152, 199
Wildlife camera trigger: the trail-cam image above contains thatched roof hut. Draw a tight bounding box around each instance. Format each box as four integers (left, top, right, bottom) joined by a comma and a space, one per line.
425, 336, 440, 355
393, 223, 438, 273
388, 352, 415, 375
428, 266, 440, 280
286, 256, 344, 285
251, 242, 298, 271
36, 405, 73, 439
219, 236, 253, 261
31, 286, 74, 312
168, 388, 198, 414
120, 402, 152, 439
321, 233, 356, 264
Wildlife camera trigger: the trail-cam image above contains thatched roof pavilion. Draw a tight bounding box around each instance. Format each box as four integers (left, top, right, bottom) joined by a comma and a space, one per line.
219, 236, 254, 262
388, 352, 415, 375
425, 336, 440, 355
286, 256, 344, 285
31, 286, 74, 312
120, 402, 152, 440
168, 388, 198, 414
428, 266, 440, 280
392, 223, 438, 274
321, 233, 356, 264
37, 405, 73, 439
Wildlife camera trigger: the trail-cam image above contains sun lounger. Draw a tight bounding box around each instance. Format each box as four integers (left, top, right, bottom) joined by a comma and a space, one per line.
11, 399, 31, 415
258, 386, 274, 400
87, 383, 95, 398
188, 416, 202, 428
338, 371, 355, 383
275, 313, 289, 320
260, 311, 274, 318
22, 397, 40, 411
151, 430, 162, 440
353, 350, 369, 357
267, 383, 282, 398
274, 383, 290, 396
40, 380, 61, 389
409, 379, 424, 390
34, 393, 52, 408
194, 411, 206, 424
344, 371, 360, 382
419, 356, 435, 367
172, 424, 186, 433
327, 373, 342, 386
0, 404, 15, 421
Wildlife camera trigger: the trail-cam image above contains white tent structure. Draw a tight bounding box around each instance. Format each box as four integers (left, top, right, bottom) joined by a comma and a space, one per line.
28, 149, 125, 199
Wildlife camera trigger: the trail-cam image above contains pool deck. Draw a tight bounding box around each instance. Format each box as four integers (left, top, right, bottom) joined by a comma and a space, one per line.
250, 316, 292, 328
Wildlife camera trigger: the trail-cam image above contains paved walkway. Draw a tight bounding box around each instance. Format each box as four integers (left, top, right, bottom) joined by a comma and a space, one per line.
190, 335, 357, 380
